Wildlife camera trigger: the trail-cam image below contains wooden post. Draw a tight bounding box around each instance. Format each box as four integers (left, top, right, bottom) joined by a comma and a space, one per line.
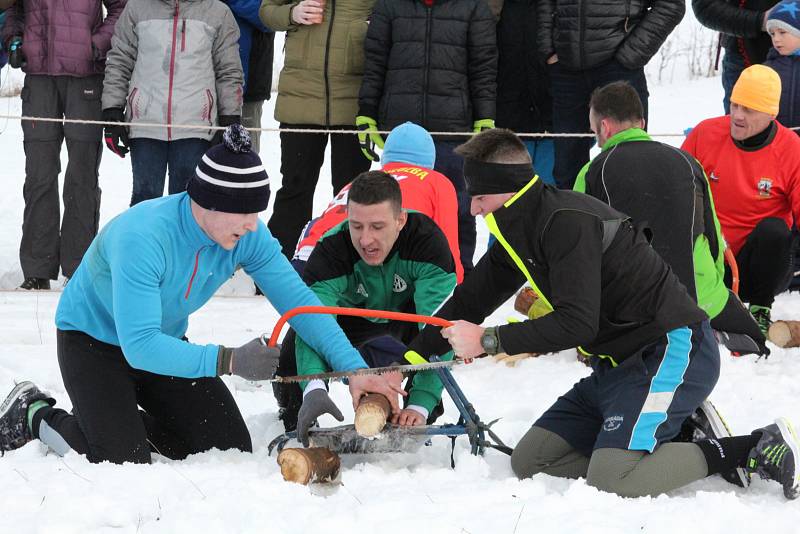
277, 447, 341, 485
354, 393, 391, 437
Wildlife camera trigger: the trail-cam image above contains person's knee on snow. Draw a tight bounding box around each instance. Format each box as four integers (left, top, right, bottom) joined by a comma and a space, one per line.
511, 426, 588, 480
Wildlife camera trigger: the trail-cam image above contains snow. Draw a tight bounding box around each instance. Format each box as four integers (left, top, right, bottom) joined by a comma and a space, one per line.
2, 38, 800, 534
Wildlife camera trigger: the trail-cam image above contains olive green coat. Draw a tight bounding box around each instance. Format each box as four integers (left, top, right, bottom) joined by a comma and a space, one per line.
260, 0, 374, 126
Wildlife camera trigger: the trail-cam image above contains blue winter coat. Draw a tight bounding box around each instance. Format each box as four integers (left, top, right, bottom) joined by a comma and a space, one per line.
766, 48, 800, 131
222, 0, 272, 91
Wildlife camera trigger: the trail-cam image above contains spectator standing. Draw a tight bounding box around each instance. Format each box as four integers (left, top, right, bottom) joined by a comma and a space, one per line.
2, 0, 125, 290
538, 0, 684, 189
357, 0, 497, 273
693, 0, 780, 113
682, 65, 800, 337
222, 0, 275, 154
102, 0, 243, 207
765, 0, 800, 131
495, 0, 555, 185
260, 0, 374, 258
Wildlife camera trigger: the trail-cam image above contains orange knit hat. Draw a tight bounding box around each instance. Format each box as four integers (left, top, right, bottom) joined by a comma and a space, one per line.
730, 64, 782, 116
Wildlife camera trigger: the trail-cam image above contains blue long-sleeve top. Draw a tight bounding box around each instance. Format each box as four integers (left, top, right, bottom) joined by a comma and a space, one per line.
222, 0, 272, 90
56, 193, 367, 378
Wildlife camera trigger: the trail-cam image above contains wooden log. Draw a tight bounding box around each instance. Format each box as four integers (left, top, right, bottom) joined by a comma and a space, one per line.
354, 393, 391, 438
277, 447, 341, 485
769, 320, 800, 348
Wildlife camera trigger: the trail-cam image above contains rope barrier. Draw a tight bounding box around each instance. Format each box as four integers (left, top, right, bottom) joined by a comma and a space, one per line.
2, 113, 796, 138
0, 114, 688, 138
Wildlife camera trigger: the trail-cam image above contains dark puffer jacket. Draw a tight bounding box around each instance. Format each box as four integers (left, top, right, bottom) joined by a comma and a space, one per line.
692, 0, 778, 65
358, 0, 497, 133
1, 0, 126, 76
496, 0, 551, 134
765, 48, 800, 131
537, 0, 685, 71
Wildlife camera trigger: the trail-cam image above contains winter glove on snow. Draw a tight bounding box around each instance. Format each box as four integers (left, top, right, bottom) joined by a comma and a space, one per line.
297, 388, 344, 447
217, 337, 281, 380
473, 118, 495, 133
103, 108, 130, 158
8, 37, 25, 69
356, 115, 384, 162
211, 115, 241, 146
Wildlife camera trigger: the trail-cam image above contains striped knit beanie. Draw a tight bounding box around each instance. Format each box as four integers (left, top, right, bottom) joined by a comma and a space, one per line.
187, 125, 270, 213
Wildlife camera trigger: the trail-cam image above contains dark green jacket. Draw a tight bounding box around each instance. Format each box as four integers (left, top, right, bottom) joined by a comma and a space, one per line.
260, 0, 374, 125
574, 128, 729, 319
297, 212, 457, 412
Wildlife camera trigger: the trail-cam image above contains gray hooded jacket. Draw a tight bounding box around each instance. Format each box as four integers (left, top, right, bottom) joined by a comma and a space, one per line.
103, 0, 243, 141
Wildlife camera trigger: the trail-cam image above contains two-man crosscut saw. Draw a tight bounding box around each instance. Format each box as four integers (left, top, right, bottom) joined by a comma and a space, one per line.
261, 306, 469, 383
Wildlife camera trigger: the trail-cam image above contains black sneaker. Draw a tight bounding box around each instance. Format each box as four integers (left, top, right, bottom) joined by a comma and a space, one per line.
682, 399, 750, 487
747, 418, 800, 499
19, 278, 50, 290
0, 381, 53, 454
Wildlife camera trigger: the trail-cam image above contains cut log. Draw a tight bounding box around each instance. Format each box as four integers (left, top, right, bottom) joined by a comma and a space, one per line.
769, 320, 800, 348
354, 393, 391, 437
492, 352, 540, 367
277, 447, 341, 485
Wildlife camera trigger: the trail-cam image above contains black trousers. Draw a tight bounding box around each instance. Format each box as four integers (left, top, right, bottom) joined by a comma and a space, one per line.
20, 74, 103, 279
267, 124, 372, 258
34, 330, 251, 464
725, 217, 796, 308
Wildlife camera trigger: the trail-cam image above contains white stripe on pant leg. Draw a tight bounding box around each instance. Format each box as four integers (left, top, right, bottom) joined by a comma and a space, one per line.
628, 326, 692, 452
38, 420, 72, 457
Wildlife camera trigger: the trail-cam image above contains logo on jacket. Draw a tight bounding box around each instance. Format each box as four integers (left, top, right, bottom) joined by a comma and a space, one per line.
709, 172, 719, 182
392, 274, 407, 293
602, 415, 624, 432
356, 283, 369, 298
83, 89, 95, 97
757, 177, 773, 198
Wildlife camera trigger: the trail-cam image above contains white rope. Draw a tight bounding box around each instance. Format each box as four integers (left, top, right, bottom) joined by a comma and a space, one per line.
3, 113, 796, 138
0, 114, 685, 138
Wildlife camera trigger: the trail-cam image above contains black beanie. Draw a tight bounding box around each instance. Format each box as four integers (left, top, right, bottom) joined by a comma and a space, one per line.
187, 124, 270, 213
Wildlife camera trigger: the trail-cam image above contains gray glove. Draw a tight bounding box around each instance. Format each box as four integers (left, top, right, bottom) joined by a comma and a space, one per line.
217, 337, 280, 380
297, 389, 344, 447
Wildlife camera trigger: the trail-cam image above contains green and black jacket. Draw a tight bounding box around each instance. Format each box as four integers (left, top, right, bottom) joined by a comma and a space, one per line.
574, 128, 729, 320
409, 178, 707, 365
296, 212, 457, 412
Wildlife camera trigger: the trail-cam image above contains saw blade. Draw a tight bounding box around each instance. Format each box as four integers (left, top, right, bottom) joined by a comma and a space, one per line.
272, 358, 463, 383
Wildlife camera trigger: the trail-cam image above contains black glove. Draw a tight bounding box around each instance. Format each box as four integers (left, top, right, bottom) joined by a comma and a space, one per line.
8, 37, 26, 69
103, 108, 130, 158
217, 337, 281, 380
297, 388, 344, 447
211, 115, 241, 145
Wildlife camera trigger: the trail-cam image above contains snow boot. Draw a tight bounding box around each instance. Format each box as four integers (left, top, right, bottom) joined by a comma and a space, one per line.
768, 320, 800, 348
19, 278, 50, 290
0, 381, 54, 454
747, 418, 800, 500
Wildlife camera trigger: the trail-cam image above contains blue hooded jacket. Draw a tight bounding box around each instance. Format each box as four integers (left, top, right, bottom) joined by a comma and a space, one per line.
222, 0, 273, 91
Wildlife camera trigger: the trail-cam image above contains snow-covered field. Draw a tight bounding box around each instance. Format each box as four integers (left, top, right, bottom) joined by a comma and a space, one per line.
2, 48, 800, 533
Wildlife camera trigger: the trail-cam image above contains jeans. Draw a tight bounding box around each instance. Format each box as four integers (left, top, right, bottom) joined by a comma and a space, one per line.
129, 137, 210, 206
721, 48, 746, 115
549, 59, 649, 189
433, 140, 476, 272
525, 139, 556, 186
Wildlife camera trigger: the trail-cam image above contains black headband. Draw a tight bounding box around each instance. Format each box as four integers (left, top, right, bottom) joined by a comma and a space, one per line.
463, 159, 535, 196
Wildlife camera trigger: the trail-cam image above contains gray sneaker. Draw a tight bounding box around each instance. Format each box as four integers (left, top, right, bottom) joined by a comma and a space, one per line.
684, 399, 750, 488
747, 418, 800, 500
0, 381, 53, 455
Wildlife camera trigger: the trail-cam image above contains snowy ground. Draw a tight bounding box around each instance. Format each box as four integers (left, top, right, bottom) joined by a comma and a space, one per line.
2, 61, 800, 532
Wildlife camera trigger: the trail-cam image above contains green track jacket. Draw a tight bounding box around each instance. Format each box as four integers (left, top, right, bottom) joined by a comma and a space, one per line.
296, 212, 457, 412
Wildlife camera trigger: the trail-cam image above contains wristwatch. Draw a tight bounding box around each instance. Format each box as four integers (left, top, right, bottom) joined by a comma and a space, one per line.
480, 327, 503, 355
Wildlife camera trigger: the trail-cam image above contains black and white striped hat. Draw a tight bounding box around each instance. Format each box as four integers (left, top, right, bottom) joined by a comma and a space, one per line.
187, 124, 270, 214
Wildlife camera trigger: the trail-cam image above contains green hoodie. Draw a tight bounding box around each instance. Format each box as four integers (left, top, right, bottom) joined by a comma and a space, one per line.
574, 128, 729, 319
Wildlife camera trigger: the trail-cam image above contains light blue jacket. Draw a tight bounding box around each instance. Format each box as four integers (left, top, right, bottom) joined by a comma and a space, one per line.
56, 193, 367, 378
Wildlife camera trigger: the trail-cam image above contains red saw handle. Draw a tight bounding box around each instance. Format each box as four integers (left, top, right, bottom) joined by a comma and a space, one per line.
267, 305, 453, 347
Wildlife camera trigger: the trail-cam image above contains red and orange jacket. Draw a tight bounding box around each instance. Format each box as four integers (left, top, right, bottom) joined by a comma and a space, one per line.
682, 116, 800, 255
293, 162, 463, 282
